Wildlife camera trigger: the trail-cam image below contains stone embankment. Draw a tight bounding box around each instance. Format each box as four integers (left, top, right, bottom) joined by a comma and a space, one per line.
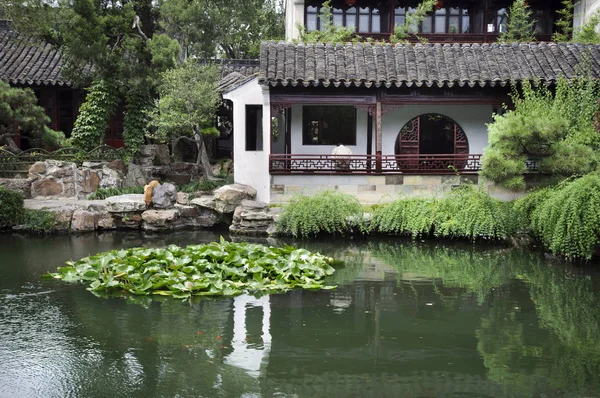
19, 183, 275, 236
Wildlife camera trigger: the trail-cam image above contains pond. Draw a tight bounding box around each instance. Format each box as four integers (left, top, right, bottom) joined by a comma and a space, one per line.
1, 232, 599, 398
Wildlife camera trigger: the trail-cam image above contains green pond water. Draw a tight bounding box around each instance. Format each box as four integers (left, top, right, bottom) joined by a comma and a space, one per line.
1, 231, 600, 398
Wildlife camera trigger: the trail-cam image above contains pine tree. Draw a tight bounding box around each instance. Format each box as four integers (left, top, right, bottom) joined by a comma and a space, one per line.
552, 0, 574, 42
499, 0, 536, 43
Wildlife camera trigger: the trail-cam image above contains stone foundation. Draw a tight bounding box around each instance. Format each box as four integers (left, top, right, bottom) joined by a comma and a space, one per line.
270, 174, 529, 204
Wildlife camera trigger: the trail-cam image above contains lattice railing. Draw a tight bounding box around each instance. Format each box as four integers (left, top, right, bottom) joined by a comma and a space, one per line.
270, 154, 483, 174
0, 145, 125, 178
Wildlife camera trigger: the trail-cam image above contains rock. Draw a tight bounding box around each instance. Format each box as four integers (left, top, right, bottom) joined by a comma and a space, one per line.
107, 159, 127, 174
98, 165, 123, 189
141, 165, 170, 182
176, 192, 190, 205
152, 183, 177, 209
144, 180, 160, 206
175, 204, 198, 218
230, 200, 273, 236
123, 163, 146, 188
137, 144, 171, 166
213, 184, 257, 214
97, 212, 116, 230
106, 194, 146, 213
71, 210, 97, 232
31, 177, 63, 198
212, 159, 232, 177
191, 195, 216, 210
81, 162, 104, 169
78, 169, 100, 196
0, 178, 32, 199
114, 213, 143, 229
28, 162, 46, 179
142, 209, 178, 229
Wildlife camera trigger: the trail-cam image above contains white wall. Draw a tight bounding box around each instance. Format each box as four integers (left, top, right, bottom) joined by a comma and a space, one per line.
382, 104, 493, 155
223, 78, 271, 202
289, 104, 370, 155
574, 0, 600, 30
285, 0, 305, 41
288, 103, 493, 155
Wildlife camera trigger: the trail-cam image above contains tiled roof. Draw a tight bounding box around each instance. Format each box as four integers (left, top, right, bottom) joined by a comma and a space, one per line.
0, 28, 71, 86
259, 41, 600, 88
217, 71, 257, 93
198, 59, 260, 77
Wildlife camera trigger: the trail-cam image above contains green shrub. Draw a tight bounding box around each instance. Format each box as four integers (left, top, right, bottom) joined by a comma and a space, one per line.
88, 186, 144, 200
0, 186, 24, 228
21, 209, 59, 233
371, 186, 520, 241
178, 180, 222, 193
276, 191, 364, 238
528, 173, 600, 260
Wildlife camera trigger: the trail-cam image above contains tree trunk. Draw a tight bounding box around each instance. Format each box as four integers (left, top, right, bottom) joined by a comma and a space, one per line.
0, 133, 21, 153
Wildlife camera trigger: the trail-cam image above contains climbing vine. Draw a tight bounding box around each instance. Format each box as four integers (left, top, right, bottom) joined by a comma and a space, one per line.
123, 89, 152, 158
71, 80, 118, 152
390, 0, 437, 44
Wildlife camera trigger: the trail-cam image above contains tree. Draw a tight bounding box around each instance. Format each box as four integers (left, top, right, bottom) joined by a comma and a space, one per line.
159, 0, 285, 60
0, 82, 66, 152
498, 0, 536, 43
552, 0, 574, 42
390, 0, 437, 44
572, 11, 600, 44
149, 62, 221, 179
297, 0, 356, 43
4, 0, 180, 155
481, 77, 600, 190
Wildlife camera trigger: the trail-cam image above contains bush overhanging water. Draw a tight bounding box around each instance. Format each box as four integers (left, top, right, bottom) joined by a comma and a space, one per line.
44, 239, 337, 298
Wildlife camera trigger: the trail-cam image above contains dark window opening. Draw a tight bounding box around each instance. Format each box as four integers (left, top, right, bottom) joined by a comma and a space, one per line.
419, 114, 455, 154
305, 2, 389, 34
302, 105, 356, 146
396, 6, 471, 34
246, 105, 263, 151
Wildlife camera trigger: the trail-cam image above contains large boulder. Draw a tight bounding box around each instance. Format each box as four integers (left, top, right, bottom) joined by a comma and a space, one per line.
141, 209, 178, 230
98, 165, 123, 189
190, 195, 216, 210
31, 177, 63, 198
152, 183, 177, 209
106, 194, 146, 213
137, 144, 171, 167
230, 200, 274, 236
123, 163, 146, 187
213, 184, 257, 214
71, 209, 97, 232
0, 178, 32, 199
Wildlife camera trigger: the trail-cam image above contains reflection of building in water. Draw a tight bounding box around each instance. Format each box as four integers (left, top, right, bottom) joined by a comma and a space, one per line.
224, 295, 271, 378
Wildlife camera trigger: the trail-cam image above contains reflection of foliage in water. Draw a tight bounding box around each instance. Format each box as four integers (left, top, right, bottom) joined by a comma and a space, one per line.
369, 241, 515, 303
368, 240, 600, 395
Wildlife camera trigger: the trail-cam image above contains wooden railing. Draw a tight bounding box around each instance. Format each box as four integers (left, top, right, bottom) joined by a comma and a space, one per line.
270, 153, 484, 175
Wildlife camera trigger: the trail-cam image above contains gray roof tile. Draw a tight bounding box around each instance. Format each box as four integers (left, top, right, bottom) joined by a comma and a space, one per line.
259, 41, 600, 88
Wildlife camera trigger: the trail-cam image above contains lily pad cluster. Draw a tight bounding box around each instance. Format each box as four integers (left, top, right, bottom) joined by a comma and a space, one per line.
44, 239, 337, 298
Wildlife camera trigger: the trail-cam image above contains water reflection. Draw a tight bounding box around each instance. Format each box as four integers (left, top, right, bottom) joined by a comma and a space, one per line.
1, 232, 600, 397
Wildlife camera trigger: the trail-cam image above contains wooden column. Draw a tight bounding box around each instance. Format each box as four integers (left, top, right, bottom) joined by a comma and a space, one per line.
366, 113, 373, 171
375, 101, 382, 172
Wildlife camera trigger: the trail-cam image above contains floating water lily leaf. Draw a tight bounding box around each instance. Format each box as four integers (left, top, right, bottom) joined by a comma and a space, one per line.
44, 241, 338, 300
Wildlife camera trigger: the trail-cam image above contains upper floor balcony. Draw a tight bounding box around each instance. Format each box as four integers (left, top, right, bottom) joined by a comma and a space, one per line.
292, 0, 564, 43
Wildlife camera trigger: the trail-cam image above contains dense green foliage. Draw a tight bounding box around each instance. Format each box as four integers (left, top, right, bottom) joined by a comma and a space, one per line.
21, 209, 59, 233
573, 11, 600, 44
277, 191, 364, 238
552, 0, 574, 42
0, 185, 24, 228
150, 63, 221, 141
371, 186, 518, 241
498, 0, 535, 43
71, 80, 119, 152
44, 240, 337, 299
526, 174, 600, 260
0, 82, 67, 150
123, 89, 153, 157
481, 78, 600, 190
87, 186, 145, 200
160, 0, 284, 59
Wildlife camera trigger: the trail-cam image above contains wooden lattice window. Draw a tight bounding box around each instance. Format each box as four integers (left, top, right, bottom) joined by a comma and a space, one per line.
395, 114, 469, 155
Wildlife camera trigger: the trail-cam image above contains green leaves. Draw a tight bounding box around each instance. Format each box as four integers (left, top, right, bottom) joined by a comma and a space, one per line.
276, 191, 364, 238
44, 240, 337, 299
371, 186, 520, 241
